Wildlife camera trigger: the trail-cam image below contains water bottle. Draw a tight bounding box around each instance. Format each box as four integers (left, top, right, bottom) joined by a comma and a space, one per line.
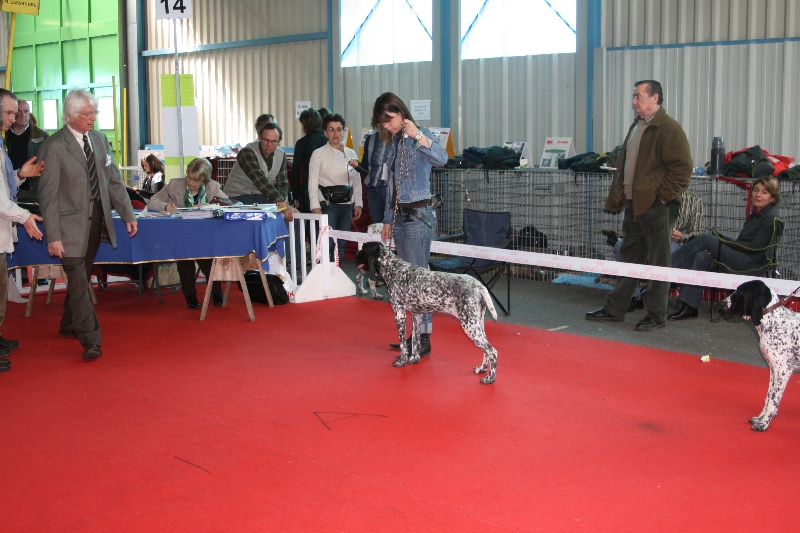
710, 136, 725, 175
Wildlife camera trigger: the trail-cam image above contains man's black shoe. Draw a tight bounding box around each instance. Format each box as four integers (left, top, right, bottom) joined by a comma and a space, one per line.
627, 297, 644, 312
668, 304, 699, 320
0, 345, 9, 357
82, 344, 102, 360
212, 292, 224, 307
58, 328, 78, 338
634, 316, 666, 331
0, 358, 10, 371
0, 336, 19, 350
185, 295, 201, 309
389, 334, 431, 357
585, 309, 623, 322
37, 279, 49, 286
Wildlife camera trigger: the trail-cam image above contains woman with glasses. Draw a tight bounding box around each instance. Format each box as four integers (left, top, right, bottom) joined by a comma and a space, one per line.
148, 158, 225, 309
308, 113, 363, 260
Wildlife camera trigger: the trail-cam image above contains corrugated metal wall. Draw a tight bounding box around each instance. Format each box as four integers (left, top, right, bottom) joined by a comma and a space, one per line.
599, 40, 800, 165
601, 0, 800, 46
146, 41, 328, 146
458, 54, 577, 156
137, 0, 800, 161
144, 0, 328, 147
339, 62, 436, 144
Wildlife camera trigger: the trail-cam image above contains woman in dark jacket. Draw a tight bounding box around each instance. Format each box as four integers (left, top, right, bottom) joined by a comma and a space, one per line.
669, 176, 781, 319
290, 108, 327, 213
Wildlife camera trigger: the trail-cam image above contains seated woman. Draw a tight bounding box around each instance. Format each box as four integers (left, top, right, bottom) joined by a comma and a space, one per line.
149, 158, 224, 309
669, 176, 781, 320
139, 154, 166, 198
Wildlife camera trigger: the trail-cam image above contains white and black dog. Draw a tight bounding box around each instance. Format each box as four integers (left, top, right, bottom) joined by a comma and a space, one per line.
356, 242, 499, 384
720, 279, 800, 431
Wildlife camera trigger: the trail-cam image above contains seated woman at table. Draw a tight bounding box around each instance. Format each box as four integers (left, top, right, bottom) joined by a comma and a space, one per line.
138, 153, 166, 198
669, 176, 781, 320
149, 158, 224, 309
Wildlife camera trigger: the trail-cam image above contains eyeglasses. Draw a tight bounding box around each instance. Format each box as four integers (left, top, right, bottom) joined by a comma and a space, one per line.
326, 127, 344, 133
79, 111, 99, 118
260, 138, 279, 145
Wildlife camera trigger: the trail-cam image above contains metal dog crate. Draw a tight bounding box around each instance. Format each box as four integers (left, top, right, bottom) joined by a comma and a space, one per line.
430, 169, 798, 282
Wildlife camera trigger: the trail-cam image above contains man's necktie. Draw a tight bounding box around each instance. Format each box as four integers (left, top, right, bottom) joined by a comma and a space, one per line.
83, 134, 100, 200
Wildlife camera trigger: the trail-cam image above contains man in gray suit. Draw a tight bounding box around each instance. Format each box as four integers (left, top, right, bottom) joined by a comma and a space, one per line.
38, 89, 138, 360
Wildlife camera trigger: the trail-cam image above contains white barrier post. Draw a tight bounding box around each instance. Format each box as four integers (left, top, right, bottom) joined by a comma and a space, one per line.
292, 213, 356, 303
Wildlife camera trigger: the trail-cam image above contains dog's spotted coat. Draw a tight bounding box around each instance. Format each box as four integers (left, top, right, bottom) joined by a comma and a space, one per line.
356, 242, 499, 384
721, 279, 800, 431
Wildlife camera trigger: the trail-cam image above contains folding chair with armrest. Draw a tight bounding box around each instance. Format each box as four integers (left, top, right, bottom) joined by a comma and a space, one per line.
429, 208, 512, 315
709, 217, 785, 321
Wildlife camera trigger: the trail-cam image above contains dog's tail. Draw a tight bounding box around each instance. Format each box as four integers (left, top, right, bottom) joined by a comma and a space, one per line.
480, 284, 498, 320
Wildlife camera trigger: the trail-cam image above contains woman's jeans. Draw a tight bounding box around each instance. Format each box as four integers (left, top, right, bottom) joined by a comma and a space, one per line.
320, 202, 352, 261
392, 205, 434, 334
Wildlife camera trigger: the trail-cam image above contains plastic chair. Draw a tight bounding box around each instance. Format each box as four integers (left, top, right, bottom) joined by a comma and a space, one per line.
709, 217, 785, 321
429, 208, 512, 315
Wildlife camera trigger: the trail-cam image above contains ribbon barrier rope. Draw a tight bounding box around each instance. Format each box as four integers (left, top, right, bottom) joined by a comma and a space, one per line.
329, 229, 800, 297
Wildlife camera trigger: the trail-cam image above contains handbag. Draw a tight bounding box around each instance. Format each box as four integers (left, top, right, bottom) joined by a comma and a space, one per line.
319, 184, 352, 204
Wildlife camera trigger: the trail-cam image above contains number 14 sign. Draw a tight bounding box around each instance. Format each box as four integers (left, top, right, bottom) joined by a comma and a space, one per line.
156, 0, 193, 20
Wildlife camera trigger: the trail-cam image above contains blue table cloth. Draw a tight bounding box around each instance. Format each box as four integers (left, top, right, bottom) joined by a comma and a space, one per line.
8, 214, 289, 268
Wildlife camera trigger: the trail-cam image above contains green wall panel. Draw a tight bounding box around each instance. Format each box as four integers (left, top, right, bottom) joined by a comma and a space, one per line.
63, 40, 90, 87
62, 0, 89, 27
36, 0, 63, 34
11, 47, 36, 92
36, 43, 63, 87
90, 35, 119, 84
10, 0, 121, 158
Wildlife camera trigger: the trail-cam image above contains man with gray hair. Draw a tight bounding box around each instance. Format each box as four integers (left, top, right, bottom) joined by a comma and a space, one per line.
38, 89, 138, 361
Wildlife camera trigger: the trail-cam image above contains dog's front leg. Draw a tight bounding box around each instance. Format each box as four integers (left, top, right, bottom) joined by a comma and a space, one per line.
392, 307, 409, 367
752, 359, 791, 431
407, 314, 423, 365
368, 278, 382, 300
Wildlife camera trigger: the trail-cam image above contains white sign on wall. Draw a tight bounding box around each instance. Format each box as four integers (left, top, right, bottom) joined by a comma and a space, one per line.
155, 0, 193, 20
295, 101, 312, 119
410, 100, 431, 121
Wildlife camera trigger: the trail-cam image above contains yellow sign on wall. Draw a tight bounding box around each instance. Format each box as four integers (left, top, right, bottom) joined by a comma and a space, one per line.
1, 0, 40, 16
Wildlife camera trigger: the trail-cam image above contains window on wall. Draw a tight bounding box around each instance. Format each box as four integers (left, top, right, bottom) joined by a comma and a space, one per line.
461, 0, 576, 59
341, 0, 433, 67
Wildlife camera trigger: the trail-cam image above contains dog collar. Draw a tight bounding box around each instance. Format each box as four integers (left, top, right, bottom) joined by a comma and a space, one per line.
764, 284, 800, 316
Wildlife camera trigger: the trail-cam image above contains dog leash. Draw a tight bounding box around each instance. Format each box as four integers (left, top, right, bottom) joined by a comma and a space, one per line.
764, 284, 800, 315
315, 225, 340, 269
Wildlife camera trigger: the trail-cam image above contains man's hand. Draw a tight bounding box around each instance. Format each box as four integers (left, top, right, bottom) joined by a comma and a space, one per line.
353, 206, 362, 221
671, 229, 683, 243
22, 214, 43, 240
48, 240, 65, 259
19, 156, 44, 179
127, 220, 138, 237
282, 208, 297, 222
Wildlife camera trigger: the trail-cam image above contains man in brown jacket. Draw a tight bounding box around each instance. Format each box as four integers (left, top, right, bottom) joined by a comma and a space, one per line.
586, 80, 692, 331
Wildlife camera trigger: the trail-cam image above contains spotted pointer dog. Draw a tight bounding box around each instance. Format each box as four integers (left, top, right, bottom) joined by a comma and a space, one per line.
356, 242, 499, 384
720, 279, 800, 431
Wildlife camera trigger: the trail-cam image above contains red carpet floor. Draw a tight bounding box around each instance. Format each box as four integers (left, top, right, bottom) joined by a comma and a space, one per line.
2, 287, 800, 532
